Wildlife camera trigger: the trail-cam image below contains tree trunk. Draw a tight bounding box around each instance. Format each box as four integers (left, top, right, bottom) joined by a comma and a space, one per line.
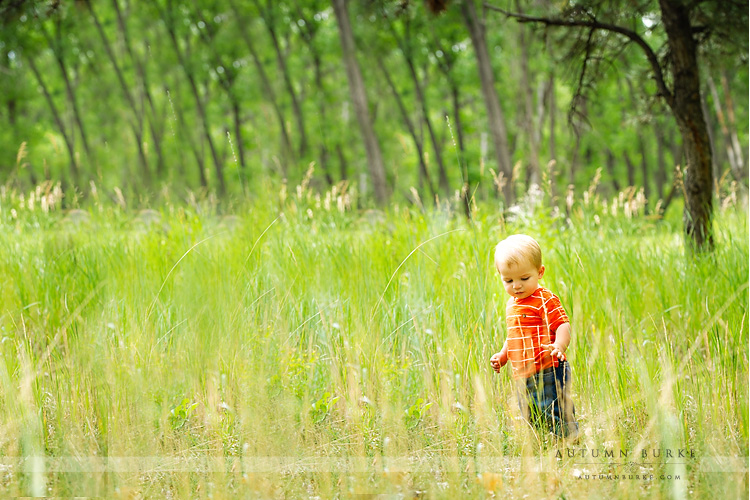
700, 89, 720, 197
720, 70, 747, 184
461, 0, 514, 204
255, 0, 308, 157
294, 1, 335, 185
605, 149, 621, 193
518, 17, 541, 188
707, 73, 748, 200
659, 0, 714, 250
654, 121, 667, 200
88, 0, 151, 185
314, 57, 335, 186
42, 23, 92, 163
545, 71, 559, 200
546, 60, 556, 165
113, 0, 166, 179
386, 13, 448, 196
337, 143, 348, 181
622, 77, 650, 204
229, 0, 294, 165
430, 32, 468, 201
568, 134, 580, 187
376, 57, 436, 201
163, 17, 226, 196
165, 83, 207, 189
449, 85, 466, 156
331, 0, 389, 204
193, 9, 247, 187
231, 99, 247, 183
404, 54, 449, 196
26, 54, 80, 186
623, 151, 636, 188
311, 51, 334, 186
638, 133, 650, 213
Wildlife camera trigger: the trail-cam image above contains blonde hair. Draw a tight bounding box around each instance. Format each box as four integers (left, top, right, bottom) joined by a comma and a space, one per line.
494, 234, 542, 270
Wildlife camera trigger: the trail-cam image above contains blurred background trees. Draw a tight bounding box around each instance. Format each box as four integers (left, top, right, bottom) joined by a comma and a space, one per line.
0, 1, 747, 221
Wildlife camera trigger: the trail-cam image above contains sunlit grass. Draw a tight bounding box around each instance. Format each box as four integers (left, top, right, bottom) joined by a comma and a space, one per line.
0, 184, 747, 498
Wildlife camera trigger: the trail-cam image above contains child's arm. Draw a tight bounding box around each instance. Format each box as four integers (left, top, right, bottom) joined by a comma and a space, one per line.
490, 340, 509, 373
542, 322, 570, 361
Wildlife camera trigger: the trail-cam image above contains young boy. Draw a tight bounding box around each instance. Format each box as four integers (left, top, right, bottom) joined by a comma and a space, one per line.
490, 234, 578, 440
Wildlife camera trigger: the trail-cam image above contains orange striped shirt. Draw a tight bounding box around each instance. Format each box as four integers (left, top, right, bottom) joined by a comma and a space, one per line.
505, 287, 569, 379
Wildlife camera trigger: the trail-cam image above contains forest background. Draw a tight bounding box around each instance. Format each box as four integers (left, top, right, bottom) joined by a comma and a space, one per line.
0, 0, 747, 219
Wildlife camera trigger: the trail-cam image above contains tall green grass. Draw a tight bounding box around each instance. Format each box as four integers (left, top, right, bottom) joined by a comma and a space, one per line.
0, 184, 747, 498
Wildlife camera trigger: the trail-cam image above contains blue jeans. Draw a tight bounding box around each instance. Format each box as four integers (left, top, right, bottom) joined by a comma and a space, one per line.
517, 361, 578, 438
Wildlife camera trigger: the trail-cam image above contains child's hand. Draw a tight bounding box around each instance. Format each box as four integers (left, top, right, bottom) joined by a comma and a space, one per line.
490, 351, 507, 373
541, 343, 566, 361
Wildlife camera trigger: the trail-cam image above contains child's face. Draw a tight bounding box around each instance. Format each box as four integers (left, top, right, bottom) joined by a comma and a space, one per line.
497, 260, 545, 300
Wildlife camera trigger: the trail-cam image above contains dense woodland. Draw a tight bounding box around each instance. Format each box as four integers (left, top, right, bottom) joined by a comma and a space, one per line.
0, 1, 747, 220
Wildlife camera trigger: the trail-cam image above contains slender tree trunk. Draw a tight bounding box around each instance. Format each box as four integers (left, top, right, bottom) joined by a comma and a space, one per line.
461, 0, 514, 204
385, 14, 448, 196
41, 24, 92, 163
88, 0, 151, 185
654, 122, 667, 200
569, 134, 580, 187
231, 99, 246, 172
337, 143, 348, 181
403, 54, 449, 196
546, 61, 557, 164
113, 0, 166, 178
377, 57, 436, 201
517, 17, 541, 188
430, 32, 468, 199
700, 89, 720, 197
26, 54, 80, 185
169, 84, 208, 189
668, 127, 683, 171
605, 149, 621, 193
622, 76, 650, 206
312, 52, 334, 186
705, 76, 728, 174
659, 0, 714, 250
331, 0, 389, 204
719, 70, 747, 183
254, 0, 308, 157
293, 2, 334, 184
230, 0, 294, 164
448, 81, 472, 218
193, 10, 247, 186
638, 133, 650, 212
449, 85, 466, 155
545, 71, 559, 200
707, 73, 748, 199
623, 149, 637, 187
163, 18, 226, 196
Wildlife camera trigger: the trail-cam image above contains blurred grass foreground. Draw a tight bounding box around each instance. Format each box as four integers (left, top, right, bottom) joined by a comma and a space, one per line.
0, 182, 747, 499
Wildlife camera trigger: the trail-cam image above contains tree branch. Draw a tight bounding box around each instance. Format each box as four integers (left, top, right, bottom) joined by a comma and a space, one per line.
484, 2, 674, 106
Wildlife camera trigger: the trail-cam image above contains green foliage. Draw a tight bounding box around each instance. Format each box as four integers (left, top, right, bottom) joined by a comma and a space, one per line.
310, 391, 339, 424
169, 398, 199, 430
404, 397, 432, 429
0, 0, 745, 211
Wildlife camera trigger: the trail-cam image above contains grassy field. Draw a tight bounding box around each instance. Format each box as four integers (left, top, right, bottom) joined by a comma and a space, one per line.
0, 182, 747, 499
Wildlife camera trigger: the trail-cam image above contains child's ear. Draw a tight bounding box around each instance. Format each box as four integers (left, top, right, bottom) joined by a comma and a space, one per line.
538, 265, 545, 278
